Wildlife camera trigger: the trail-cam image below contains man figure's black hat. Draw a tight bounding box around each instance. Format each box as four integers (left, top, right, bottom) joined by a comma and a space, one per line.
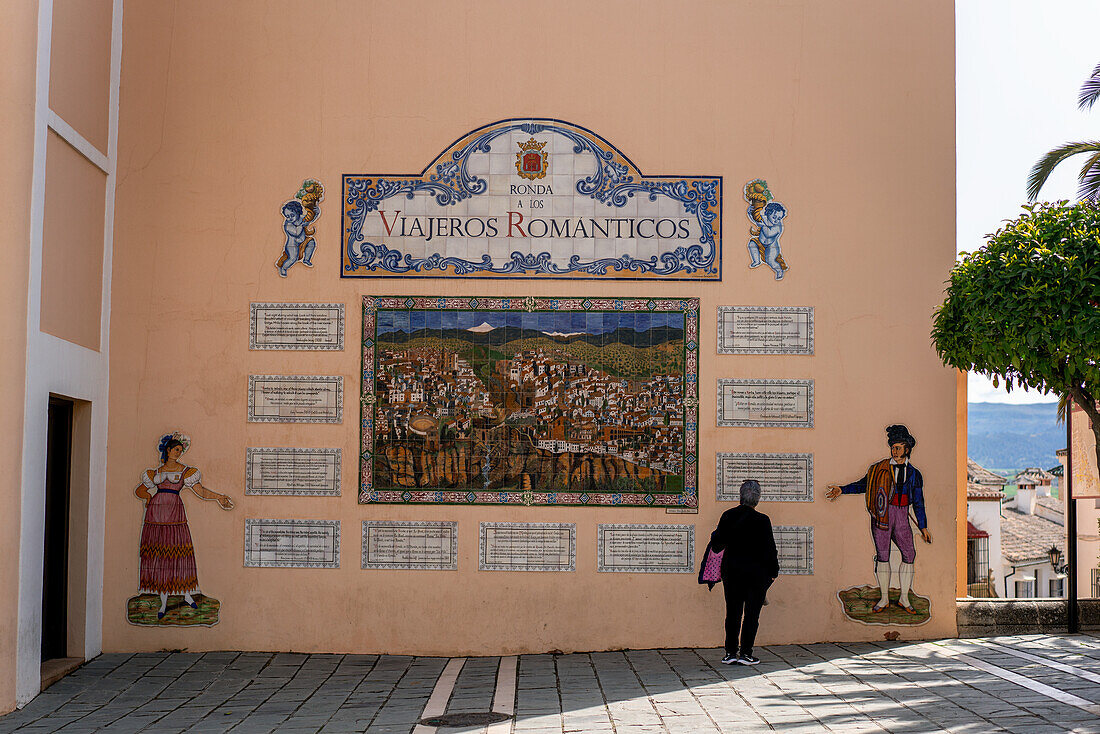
886, 424, 916, 450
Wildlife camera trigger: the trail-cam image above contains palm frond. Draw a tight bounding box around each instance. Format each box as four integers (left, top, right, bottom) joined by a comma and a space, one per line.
1079, 151, 1100, 202
1057, 393, 1071, 424
1079, 62, 1100, 110
1027, 141, 1100, 201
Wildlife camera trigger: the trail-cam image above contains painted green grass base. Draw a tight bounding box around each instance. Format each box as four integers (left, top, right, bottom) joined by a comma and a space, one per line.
837, 585, 930, 626
127, 594, 220, 627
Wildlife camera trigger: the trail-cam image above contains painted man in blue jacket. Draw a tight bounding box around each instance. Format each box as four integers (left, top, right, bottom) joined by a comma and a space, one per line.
826, 425, 932, 613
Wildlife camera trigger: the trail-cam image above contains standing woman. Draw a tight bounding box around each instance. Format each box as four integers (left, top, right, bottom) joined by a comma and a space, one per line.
711, 480, 779, 665
135, 433, 233, 619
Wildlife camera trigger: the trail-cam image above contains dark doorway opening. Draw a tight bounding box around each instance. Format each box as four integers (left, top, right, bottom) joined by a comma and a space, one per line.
41, 397, 73, 662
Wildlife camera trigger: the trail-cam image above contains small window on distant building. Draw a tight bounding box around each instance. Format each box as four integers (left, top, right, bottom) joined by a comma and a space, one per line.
1015, 579, 1035, 598
1092, 568, 1100, 598
1049, 577, 1065, 598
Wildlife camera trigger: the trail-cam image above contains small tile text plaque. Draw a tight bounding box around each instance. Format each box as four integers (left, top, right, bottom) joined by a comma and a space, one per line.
716, 453, 813, 502
716, 379, 813, 428
597, 524, 694, 573
717, 306, 813, 355
479, 522, 575, 572
250, 302, 344, 351
774, 525, 814, 575
245, 448, 341, 496
244, 519, 340, 568
248, 375, 343, 423
361, 521, 458, 570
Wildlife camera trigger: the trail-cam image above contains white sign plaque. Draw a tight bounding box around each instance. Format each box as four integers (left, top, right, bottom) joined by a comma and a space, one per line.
479, 522, 575, 572
250, 303, 344, 351
716, 453, 813, 502
597, 524, 694, 573
717, 306, 813, 355
361, 521, 458, 570
245, 448, 340, 496
248, 375, 343, 423
244, 519, 340, 568
774, 525, 814, 575
717, 379, 813, 428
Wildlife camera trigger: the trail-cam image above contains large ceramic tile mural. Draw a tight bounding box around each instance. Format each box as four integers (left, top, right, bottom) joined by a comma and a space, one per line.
342, 119, 722, 280
360, 296, 699, 507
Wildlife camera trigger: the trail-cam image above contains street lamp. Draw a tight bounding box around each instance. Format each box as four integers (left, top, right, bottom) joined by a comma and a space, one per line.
1048, 545, 1066, 573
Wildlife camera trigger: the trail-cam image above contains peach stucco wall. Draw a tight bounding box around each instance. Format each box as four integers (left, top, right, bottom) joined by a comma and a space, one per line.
0, 0, 38, 714
48, 0, 113, 155
104, 1, 957, 655
40, 130, 107, 351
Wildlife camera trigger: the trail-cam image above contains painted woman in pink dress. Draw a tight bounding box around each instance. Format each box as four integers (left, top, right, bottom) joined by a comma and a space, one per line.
134, 433, 233, 619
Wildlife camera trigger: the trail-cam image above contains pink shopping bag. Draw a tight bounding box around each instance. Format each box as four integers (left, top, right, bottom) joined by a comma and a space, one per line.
698, 545, 723, 589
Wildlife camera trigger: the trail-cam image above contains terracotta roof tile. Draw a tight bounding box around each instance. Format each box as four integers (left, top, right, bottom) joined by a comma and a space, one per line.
1000, 507, 1065, 564
967, 483, 1004, 500
1015, 467, 1055, 482
1036, 496, 1064, 514
967, 458, 1007, 486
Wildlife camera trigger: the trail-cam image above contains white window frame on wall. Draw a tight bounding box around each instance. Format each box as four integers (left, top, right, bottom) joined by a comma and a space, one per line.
16, 0, 123, 708
1048, 576, 1065, 598
1015, 578, 1035, 598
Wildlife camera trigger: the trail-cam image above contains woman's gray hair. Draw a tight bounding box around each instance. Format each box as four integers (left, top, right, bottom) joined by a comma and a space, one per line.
739, 480, 762, 507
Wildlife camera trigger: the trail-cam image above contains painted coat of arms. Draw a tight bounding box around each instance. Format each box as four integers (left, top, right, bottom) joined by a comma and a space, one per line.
516, 137, 548, 179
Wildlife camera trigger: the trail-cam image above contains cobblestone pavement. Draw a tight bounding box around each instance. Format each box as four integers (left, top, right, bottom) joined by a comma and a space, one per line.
2, 635, 1100, 732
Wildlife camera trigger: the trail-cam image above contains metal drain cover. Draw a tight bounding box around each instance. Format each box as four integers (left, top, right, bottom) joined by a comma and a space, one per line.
419, 712, 512, 726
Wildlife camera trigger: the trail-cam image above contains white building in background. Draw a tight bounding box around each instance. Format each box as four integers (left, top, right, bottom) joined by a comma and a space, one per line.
966, 458, 1067, 599
1015, 466, 1056, 495
1000, 483, 1067, 599
966, 459, 1006, 597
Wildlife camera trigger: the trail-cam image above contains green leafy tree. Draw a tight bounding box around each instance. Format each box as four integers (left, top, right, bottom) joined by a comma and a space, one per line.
1028, 63, 1100, 202
932, 201, 1100, 474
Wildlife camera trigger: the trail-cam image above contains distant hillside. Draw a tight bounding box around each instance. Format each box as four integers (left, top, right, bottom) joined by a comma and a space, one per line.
967, 402, 1063, 475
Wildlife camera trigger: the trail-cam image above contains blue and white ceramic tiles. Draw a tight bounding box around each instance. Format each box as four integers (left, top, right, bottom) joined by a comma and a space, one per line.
342, 119, 722, 280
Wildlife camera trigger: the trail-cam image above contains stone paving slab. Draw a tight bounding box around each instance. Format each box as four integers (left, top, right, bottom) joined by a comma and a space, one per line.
3, 635, 1100, 732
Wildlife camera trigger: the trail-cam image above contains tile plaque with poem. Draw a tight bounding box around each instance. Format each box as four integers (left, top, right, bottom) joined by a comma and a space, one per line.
246, 448, 340, 496
248, 375, 343, 423
479, 523, 575, 572
774, 525, 814, 575
361, 521, 458, 570
250, 302, 344, 351
716, 453, 813, 502
597, 524, 694, 573
717, 306, 813, 355
717, 379, 813, 428
244, 519, 340, 568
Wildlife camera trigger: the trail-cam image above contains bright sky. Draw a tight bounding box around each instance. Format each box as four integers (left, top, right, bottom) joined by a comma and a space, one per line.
957, 1, 1098, 404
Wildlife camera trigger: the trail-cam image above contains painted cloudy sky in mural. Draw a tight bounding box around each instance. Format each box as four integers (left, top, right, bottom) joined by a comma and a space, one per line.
375, 310, 685, 336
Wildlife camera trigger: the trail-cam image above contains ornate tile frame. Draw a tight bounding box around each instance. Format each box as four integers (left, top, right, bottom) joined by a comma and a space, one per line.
359, 295, 700, 507
360, 520, 459, 571
715, 452, 814, 503
715, 378, 814, 428
341, 118, 722, 280
596, 523, 695, 573
243, 518, 341, 569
